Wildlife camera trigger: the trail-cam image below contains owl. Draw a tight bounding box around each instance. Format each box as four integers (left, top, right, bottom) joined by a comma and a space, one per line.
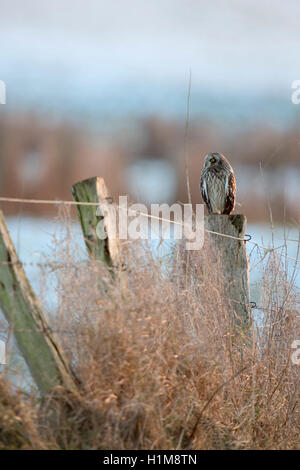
200, 152, 236, 215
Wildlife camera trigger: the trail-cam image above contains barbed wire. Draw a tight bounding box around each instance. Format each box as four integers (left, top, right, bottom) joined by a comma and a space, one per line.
0, 293, 299, 337
0, 245, 298, 269
0, 196, 105, 206
0, 260, 105, 268
0, 195, 248, 241
0, 316, 298, 336
0, 327, 78, 335
0, 195, 299, 265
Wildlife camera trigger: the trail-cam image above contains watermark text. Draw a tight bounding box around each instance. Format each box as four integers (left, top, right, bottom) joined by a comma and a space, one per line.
0, 80, 6, 105
96, 196, 204, 251
291, 340, 300, 365
0, 339, 6, 365
291, 80, 300, 104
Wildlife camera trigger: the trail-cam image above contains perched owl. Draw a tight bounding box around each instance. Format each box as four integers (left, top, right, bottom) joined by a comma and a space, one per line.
200, 152, 236, 215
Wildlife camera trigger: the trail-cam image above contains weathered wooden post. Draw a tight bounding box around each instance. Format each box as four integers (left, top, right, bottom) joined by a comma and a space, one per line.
71, 177, 122, 267
0, 211, 78, 394
205, 214, 250, 329
72, 177, 127, 291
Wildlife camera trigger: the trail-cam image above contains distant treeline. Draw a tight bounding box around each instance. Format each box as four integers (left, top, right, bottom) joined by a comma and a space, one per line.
0, 112, 299, 222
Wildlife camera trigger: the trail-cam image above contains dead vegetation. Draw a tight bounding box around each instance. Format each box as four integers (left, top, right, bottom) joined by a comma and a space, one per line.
0, 216, 299, 450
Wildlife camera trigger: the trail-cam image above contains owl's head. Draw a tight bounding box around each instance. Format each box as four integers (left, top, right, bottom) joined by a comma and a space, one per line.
203, 152, 231, 170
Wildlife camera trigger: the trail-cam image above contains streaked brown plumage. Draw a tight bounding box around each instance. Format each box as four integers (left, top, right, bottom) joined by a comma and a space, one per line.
200, 152, 236, 215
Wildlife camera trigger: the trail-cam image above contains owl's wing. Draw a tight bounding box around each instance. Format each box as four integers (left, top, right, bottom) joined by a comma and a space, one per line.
200, 173, 212, 213
224, 172, 236, 215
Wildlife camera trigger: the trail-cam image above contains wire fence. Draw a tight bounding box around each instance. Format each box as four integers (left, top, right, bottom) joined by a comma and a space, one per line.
0, 194, 298, 384
0, 307, 298, 337
0, 195, 299, 266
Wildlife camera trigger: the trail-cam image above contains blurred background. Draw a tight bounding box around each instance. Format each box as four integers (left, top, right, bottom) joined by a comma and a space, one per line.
0, 0, 299, 222
1, 0, 300, 388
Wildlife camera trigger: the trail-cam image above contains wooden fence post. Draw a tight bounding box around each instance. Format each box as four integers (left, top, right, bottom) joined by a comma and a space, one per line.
0, 211, 78, 394
71, 177, 126, 291
205, 214, 250, 328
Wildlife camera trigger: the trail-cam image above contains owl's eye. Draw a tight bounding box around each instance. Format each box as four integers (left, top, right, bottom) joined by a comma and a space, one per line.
210, 157, 216, 163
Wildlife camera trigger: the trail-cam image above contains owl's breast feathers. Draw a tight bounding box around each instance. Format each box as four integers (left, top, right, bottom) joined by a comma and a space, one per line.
200, 167, 236, 215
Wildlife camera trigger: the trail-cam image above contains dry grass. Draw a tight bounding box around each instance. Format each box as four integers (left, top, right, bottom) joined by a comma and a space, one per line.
0, 376, 44, 449
0, 216, 299, 450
